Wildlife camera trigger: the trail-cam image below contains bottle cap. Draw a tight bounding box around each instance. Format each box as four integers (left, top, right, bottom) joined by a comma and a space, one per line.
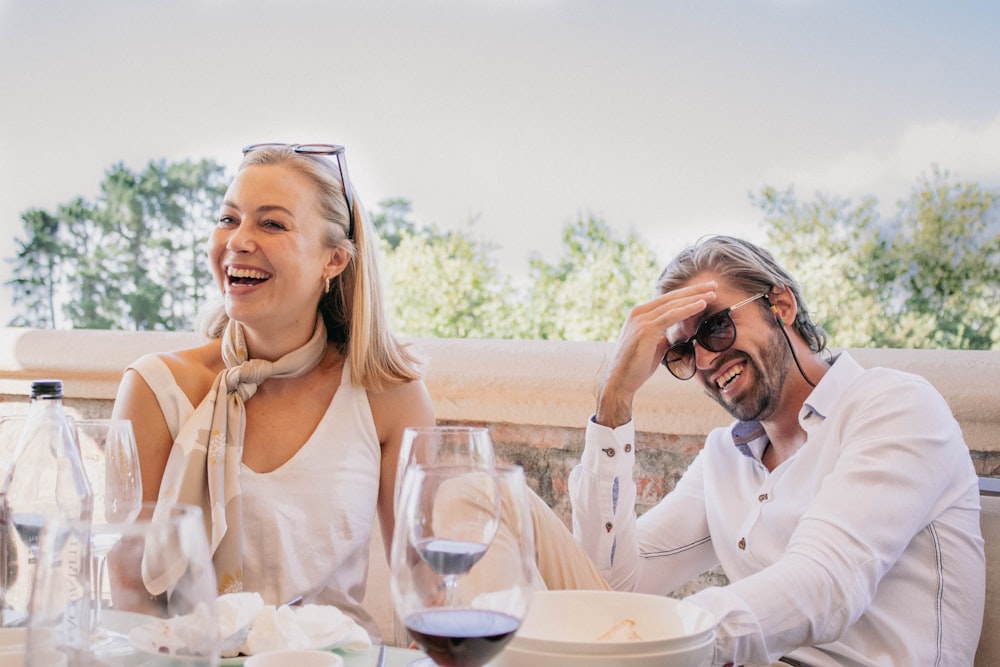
30, 379, 64, 399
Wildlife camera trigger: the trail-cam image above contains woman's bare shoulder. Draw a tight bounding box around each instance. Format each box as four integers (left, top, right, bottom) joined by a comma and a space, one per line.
368, 377, 435, 440
154, 340, 224, 407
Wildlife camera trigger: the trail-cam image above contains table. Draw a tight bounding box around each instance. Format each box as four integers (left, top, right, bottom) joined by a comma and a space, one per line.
343, 645, 424, 667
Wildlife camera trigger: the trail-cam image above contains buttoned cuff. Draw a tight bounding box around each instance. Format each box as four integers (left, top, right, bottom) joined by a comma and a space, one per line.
583, 415, 636, 475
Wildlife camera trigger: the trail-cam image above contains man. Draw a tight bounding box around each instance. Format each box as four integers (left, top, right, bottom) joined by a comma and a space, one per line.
569, 236, 984, 666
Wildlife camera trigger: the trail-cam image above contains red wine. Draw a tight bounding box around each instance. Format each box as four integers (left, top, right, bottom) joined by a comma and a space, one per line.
405, 608, 520, 667
416, 537, 488, 576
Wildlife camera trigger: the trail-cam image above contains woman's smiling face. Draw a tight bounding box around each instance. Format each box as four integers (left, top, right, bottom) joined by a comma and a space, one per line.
210, 163, 339, 331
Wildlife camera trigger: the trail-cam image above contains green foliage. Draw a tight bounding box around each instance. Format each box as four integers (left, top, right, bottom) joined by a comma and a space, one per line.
382, 222, 519, 339
756, 166, 1000, 349
6, 158, 228, 330
9, 157, 998, 350
375, 207, 660, 341
521, 217, 662, 341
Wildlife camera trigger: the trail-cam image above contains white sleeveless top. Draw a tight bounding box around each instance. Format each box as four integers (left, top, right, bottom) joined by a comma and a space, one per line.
129, 354, 383, 638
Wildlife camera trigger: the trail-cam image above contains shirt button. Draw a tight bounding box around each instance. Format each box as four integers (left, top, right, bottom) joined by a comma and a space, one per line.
605, 522, 613, 532
624, 443, 632, 453
758, 493, 768, 502
738, 538, 746, 550
603, 448, 616, 458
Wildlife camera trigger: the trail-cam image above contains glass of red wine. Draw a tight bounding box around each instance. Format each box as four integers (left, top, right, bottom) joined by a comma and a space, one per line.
391, 464, 535, 667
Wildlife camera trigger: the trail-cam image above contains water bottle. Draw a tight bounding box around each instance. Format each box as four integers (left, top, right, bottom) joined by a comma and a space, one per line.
0, 379, 93, 627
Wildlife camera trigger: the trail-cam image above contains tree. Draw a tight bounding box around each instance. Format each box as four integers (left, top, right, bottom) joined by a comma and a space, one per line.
7, 207, 67, 327
6, 158, 229, 330
380, 218, 521, 339
755, 167, 1000, 349
521, 217, 662, 341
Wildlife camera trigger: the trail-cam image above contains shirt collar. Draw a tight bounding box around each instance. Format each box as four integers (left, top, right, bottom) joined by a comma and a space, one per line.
798, 350, 864, 426
729, 351, 865, 458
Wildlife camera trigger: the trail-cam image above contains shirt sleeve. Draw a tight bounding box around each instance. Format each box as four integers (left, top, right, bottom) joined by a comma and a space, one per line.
569, 417, 718, 593
570, 417, 639, 582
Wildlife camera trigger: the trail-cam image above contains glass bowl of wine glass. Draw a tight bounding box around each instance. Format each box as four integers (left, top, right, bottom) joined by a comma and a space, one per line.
391, 464, 535, 667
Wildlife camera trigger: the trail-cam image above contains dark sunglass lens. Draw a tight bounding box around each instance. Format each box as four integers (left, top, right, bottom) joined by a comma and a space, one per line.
664, 343, 695, 380
698, 313, 736, 352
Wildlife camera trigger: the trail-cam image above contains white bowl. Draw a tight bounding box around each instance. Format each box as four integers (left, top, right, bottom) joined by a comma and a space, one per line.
494, 633, 714, 667
492, 590, 715, 666
244, 649, 344, 667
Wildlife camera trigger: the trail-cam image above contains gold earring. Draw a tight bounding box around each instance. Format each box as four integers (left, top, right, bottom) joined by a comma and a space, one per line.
324, 277, 332, 294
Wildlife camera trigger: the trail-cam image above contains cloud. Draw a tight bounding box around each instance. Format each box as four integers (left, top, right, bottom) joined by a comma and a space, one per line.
764, 112, 1000, 208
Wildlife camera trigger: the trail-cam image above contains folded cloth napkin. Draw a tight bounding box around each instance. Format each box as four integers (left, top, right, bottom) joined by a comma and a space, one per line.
210, 592, 372, 657
135, 593, 373, 659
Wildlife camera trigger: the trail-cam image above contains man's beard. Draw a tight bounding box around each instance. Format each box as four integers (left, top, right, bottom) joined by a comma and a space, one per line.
702, 330, 790, 422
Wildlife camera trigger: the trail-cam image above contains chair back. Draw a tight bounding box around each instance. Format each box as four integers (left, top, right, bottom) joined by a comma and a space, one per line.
975, 477, 1000, 666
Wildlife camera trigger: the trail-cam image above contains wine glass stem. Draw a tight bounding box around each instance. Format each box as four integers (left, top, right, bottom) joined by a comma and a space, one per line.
443, 575, 459, 607
91, 553, 108, 629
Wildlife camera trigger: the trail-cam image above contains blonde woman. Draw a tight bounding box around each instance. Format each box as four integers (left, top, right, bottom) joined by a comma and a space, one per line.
113, 144, 434, 638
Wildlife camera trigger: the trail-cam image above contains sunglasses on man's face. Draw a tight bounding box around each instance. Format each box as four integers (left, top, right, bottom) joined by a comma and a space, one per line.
662, 292, 769, 380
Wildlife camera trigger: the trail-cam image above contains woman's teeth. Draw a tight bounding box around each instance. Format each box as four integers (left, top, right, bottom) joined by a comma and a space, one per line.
227, 267, 270, 284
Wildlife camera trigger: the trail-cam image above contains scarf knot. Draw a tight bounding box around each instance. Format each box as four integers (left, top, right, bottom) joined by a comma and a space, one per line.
224, 359, 274, 402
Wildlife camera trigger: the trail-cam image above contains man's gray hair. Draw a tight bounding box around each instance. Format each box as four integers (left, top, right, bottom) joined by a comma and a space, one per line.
655, 235, 827, 352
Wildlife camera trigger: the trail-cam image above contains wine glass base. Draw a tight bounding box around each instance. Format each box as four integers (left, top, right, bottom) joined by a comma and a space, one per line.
407, 658, 437, 667
89, 628, 134, 657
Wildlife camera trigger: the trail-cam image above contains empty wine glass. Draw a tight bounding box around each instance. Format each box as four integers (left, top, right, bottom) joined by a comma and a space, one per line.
395, 426, 496, 509
391, 465, 535, 667
74, 418, 143, 652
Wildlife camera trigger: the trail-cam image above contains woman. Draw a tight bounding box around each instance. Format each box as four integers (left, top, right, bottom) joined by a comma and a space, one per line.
113, 143, 434, 637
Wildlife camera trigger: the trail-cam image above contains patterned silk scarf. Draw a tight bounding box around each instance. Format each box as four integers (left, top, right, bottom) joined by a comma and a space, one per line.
149, 316, 328, 594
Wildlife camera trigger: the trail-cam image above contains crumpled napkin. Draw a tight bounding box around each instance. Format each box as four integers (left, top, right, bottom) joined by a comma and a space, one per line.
215, 593, 372, 657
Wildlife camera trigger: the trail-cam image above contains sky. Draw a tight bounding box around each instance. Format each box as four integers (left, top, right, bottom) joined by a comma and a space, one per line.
2, 0, 1000, 323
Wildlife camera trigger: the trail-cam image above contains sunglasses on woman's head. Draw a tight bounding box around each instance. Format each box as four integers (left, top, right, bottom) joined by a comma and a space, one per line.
662, 292, 769, 380
241, 143, 356, 240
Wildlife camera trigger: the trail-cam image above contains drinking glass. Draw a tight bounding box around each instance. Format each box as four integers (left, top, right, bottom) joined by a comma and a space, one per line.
395, 426, 496, 509
28, 502, 220, 665
74, 419, 143, 652
391, 465, 534, 667
392, 427, 498, 649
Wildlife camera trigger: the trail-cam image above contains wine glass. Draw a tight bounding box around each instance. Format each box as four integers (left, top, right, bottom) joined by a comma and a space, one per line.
74, 418, 143, 652
27, 502, 219, 665
392, 427, 497, 648
395, 426, 496, 509
391, 465, 535, 667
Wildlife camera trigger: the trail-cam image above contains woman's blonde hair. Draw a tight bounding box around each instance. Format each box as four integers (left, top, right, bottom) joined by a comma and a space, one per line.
198, 145, 422, 390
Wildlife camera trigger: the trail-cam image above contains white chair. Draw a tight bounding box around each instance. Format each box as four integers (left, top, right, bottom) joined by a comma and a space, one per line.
975, 477, 1000, 666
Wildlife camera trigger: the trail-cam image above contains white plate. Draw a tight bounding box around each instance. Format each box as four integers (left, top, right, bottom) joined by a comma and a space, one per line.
127, 621, 341, 664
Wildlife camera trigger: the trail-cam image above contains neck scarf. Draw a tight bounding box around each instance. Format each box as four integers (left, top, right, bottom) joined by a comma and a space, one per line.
149, 316, 328, 594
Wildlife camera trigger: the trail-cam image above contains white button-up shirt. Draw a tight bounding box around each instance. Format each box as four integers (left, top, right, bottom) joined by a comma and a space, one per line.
570, 352, 984, 666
